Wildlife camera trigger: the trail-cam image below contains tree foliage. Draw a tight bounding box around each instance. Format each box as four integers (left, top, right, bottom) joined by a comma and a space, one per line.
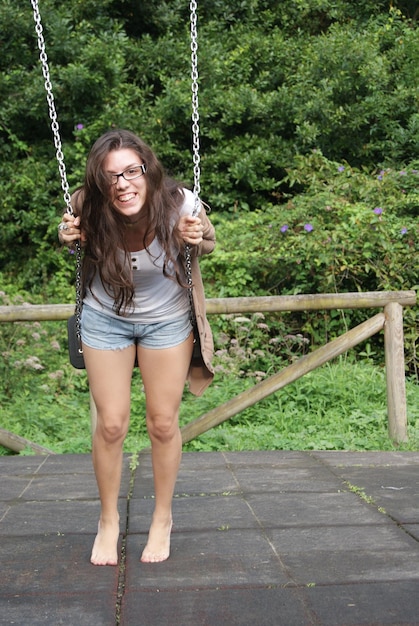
0, 1, 417, 369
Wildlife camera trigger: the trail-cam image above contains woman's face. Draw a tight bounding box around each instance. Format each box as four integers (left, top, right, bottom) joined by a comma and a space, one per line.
104, 148, 147, 220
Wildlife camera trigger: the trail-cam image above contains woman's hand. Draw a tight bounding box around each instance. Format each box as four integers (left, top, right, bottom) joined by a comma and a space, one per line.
58, 214, 85, 246
176, 215, 204, 246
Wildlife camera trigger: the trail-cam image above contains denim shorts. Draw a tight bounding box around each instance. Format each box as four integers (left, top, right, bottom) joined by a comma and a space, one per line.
81, 304, 192, 351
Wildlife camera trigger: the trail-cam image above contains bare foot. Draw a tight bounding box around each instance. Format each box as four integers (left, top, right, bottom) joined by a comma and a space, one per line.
141, 516, 173, 563
90, 518, 120, 566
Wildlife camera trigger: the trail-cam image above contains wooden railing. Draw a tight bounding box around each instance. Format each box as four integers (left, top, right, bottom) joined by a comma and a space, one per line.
0, 290, 416, 444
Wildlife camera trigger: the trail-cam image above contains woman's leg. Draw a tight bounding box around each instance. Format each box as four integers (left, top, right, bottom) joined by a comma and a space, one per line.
83, 344, 136, 566
137, 332, 193, 563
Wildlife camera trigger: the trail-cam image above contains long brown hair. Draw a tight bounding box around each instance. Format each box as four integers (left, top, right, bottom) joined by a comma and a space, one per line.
78, 129, 186, 315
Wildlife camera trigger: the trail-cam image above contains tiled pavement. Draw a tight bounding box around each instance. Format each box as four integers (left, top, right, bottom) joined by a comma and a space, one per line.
1, 450, 419, 625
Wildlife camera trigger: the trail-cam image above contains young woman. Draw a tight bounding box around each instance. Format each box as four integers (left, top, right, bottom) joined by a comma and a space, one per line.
58, 129, 215, 566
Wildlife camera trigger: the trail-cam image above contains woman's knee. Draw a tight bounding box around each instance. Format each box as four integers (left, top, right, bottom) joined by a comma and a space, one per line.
147, 412, 179, 443
96, 414, 129, 444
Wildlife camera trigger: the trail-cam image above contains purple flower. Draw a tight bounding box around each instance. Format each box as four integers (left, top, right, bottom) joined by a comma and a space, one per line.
338, 165, 345, 172
373, 207, 383, 215
401, 227, 407, 235
304, 223, 314, 232
399, 170, 407, 176
75, 123, 84, 130
280, 224, 289, 233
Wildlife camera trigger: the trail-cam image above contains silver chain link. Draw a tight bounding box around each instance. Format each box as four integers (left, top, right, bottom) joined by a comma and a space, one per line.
31, 0, 83, 348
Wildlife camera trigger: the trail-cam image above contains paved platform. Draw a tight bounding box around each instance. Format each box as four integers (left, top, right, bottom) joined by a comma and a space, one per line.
1, 450, 419, 625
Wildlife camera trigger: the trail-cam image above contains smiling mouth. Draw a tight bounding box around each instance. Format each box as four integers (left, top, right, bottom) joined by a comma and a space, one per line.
118, 193, 136, 203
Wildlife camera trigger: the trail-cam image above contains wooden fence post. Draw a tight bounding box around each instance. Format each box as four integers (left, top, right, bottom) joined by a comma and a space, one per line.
384, 302, 408, 443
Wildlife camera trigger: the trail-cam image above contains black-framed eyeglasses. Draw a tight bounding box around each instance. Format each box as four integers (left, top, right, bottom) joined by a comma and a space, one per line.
109, 164, 147, 185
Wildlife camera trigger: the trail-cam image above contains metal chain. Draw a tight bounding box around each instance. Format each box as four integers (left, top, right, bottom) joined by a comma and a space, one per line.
30, 0, 72, 215
190, 0, 201, 216
31, 0, 83, 350
186, 0, 201, 328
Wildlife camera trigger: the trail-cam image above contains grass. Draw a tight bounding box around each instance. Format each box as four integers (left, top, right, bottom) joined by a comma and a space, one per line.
180, 359, 419, 452
1, 314, 419, 456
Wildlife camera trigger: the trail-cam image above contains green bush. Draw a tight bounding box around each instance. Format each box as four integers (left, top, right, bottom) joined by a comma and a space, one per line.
203, 151, 418, 372
205, 151, 418, 295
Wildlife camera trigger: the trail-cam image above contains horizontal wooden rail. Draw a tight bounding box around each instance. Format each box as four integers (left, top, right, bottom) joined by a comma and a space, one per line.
0, 303, 75, 322
206, 291, 417, 313
0, 290, 416, 322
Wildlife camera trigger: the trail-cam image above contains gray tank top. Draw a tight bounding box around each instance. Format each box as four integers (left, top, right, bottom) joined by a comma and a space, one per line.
83, 189, 194, 323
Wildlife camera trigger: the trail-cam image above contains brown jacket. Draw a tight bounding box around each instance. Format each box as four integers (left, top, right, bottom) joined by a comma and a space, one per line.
185, 207, 216, 396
